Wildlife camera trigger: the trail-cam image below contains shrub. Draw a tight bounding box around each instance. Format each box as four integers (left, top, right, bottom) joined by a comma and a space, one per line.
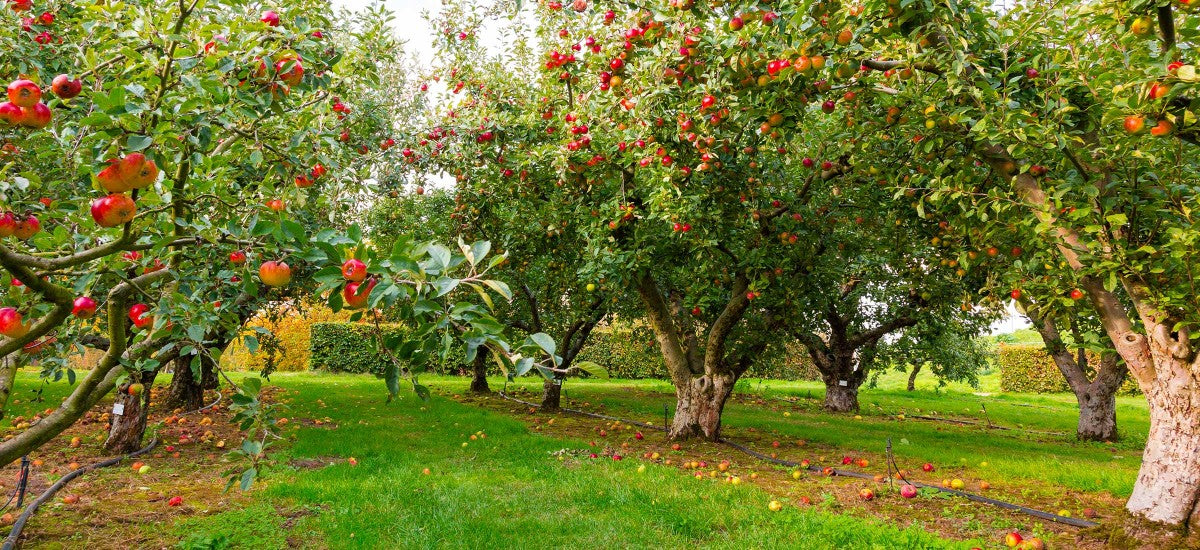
310, 323, 407, 375
997, 344, 1139, 395
221, 302, 354, 372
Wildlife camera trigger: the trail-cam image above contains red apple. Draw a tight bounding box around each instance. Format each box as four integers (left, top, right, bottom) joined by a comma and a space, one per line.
342, 278, 376, 310
1010, 289, 1022, 300
50, 74, 82, 99
294, 174, 313, 188
341, 258, 367, 282
0, 308, 30, 339
229, 250, 247, 265
260, 10, 280, 26
167, 496, 183, 507
91, 193, 137, 227
6, 79, 41, 108
0, 102, 21, 125
265, 199, 285, 212
19, 103, 51, 128
71, 297, 97, 319
128, 303, 152, 329
258, 261, 291, 287
921, 462, 935, 472
1123, 115, 1145, 134
0, 212, 15, 237
900, 484, 918, 498
120, 153, 159, 189
1069, 288, 1084, 300
858, 488, 875, 501
12, 214, 40, 240
275, 57, 304, 86
1004, 532, 1023, 547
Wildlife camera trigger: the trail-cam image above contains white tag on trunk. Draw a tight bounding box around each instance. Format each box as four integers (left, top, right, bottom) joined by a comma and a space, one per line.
838, 380, 848, 387
112, 403, 125, 416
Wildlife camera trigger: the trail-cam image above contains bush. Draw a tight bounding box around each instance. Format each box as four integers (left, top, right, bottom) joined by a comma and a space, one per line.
222, 302, 353, 372
310, 323, 408, 375
997, 344, 1139, 395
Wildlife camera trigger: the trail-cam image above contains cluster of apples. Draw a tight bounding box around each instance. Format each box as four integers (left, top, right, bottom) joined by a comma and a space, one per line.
90, 151, 158, 228
0, 76, 79, 129
341, 258, 375, 310
0, 211, 41, 240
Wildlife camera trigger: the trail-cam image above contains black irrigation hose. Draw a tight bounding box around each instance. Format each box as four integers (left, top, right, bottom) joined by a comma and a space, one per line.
495, 390, 1100, 530
1, 437, 159, 550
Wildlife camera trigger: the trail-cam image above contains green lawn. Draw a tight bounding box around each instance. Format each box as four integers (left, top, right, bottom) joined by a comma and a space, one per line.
5, 366, 1150, 549
174, 372, 974, 549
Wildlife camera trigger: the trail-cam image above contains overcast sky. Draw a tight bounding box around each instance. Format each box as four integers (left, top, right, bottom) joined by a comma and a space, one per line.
329, 0, 1031, 336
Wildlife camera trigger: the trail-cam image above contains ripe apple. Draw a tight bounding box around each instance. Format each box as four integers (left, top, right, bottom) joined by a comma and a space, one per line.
1123, 115, 1145, 134
128, 383, 144, 396
900, 484, 918, 498
275, 57, 304, 86
922, 462, 935, 472
6, 79, 41, 108
50, 74, 82, 99
859, 488, 875, 500
0, 102, 20, 125
118, 153, 159, 189
0, 212, 13, 237
1150, 119, 1173, 137
265, 199, 285, 212
71, 296, 97, 319
1069, 288, 1084, 300
260, 10, 280, 26
341, 258, 367, 282
167, 496, 183, 507
91, 193, 137, 227
950, 478, 965, 489
19, 103, 51, 128
768, 500, 782, 511
1004, 532, 1023, 547
0, 308, 30, 339
1010, 289, 1022, 300
229, 250, 247, 265
11, 214, 37, 240
728, 16, 743, 30
128, 303, 152, 329
342, 278, 377, 310
259, 260, 291, 287
1129, 16, 1152, 36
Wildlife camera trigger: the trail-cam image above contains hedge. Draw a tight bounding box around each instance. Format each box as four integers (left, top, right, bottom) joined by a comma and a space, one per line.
309, 322, 409, 375
997, 344, 1140, 395
221, 302, 353, 372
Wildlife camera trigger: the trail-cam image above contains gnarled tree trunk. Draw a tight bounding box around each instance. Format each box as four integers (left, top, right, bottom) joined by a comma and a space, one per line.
104, 367, 158, 454
166, 353, 219, 411
818, 354, 866, 412
1076, 385, 1118, 442
1127, 367, 1200, 528
670, 372, 738, 439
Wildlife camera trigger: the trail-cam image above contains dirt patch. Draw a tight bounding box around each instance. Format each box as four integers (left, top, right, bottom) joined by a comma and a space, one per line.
0, 384, 297, 549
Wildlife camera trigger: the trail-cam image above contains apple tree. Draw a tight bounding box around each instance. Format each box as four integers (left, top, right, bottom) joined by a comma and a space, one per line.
814, 0, 1200, 530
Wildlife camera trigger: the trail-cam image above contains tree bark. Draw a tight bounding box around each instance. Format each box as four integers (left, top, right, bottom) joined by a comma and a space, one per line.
104, 368, 157, 454
540, 378, 562, 411
166, 356, 205, 411
1075, 385, 1118, 442
0, 356, 18, 421
906, 362, 922, 391
1127, 375, 1200, 529
669, 372, 739, 439
468, 353, 490, 394
824, 382, 861, 412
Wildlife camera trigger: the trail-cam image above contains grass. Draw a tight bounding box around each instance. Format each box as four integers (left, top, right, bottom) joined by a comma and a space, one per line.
174, 372, 970, 549
2, 365, 1153, 549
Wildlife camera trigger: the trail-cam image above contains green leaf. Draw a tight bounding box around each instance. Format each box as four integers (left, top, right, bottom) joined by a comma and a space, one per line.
239, 467, 258, 491
571, 361, 609, 379
530, 333, 556, 356
126, 135, 153, 151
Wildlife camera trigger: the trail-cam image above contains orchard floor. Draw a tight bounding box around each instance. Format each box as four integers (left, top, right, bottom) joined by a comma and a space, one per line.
0, 368, 1160, 549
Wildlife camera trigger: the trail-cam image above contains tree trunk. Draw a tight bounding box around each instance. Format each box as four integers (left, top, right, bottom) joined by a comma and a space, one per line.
0, 356, 18, 421
1125, 367, 1200, 529
823, 381, 861, 412
166, 356, 204, 411
670, 372, 738, 440
1075, 385, 1118, 441
468, 353, 489, 394
104, 369, 156, 454
906, 362, 922, 391
540, 378, 562, 411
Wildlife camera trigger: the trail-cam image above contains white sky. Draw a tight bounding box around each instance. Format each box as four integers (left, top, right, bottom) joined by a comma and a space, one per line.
331, 0, 1032, 336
